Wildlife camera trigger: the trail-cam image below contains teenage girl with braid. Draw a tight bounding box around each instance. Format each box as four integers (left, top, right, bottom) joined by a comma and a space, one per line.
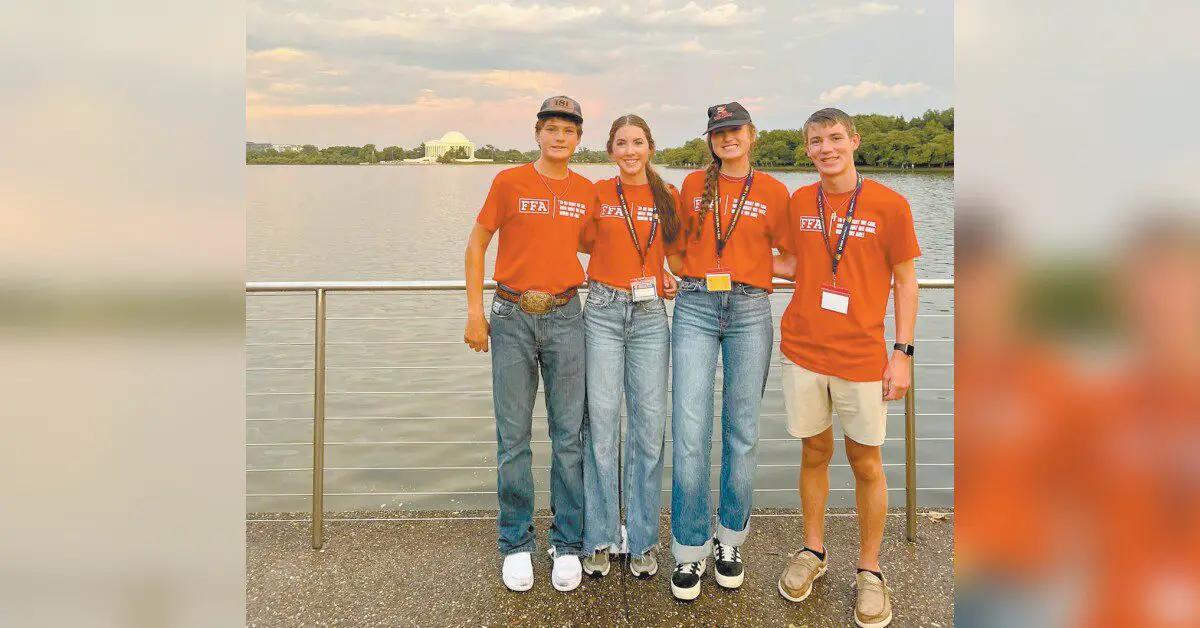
665, 102, 793, 601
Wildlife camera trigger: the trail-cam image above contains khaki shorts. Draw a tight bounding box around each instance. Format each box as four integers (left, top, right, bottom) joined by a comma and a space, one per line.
780, 357, 887, 446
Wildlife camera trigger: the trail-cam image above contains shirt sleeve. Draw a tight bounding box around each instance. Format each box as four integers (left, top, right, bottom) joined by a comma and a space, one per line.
885, 196, 922, 266
475, 175, 507, 232
768, 184, 793, 254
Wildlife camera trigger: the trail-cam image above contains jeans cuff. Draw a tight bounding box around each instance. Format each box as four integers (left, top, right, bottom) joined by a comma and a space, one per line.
671, 535, 713, 564
501, 540, 536, 556
550, 545, 584, 558
716, 521, 750, 547
587, 541, 621, 555
630, 542, 660, 557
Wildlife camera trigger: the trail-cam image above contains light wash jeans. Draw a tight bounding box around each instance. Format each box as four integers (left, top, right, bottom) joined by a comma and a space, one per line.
581, 282, 670, 557
669, 277, 773, 564
489, 288, 585, 556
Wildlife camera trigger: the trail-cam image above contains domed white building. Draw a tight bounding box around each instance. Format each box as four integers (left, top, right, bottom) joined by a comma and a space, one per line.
422, 131, 474, 160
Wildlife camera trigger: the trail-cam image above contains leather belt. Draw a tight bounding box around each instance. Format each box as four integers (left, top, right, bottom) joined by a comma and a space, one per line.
496, 286, 578, 315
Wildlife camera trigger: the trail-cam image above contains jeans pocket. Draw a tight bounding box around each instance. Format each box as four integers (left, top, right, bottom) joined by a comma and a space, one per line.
555, 295, 583, 320
739, 284, 769, 298
585, 284, 614, 310
491, 297, 516, 319
641, 298, 666, 314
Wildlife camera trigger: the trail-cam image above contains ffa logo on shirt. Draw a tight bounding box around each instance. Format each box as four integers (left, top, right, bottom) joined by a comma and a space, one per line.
519, 198, 551, 214
798, 214, 877, 238
600, 204, 624, 218
557, 199, 586, 218
798, 216, 824, 232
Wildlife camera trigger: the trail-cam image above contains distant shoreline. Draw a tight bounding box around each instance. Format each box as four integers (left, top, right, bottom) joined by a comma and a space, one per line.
247, 162, 954, 173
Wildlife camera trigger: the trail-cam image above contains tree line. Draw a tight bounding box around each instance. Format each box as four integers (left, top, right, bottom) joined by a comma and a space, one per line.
246, 108, 952, 168
655, 108, 953, 169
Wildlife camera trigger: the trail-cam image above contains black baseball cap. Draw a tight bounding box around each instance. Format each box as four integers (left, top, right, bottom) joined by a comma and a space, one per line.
704, 101, 752, 134
537, 95, 583, 124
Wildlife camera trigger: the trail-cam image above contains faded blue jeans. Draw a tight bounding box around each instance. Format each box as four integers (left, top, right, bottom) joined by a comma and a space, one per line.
582, 282, 670, 557
669, 278, 774, 564
489, 288, 585, 557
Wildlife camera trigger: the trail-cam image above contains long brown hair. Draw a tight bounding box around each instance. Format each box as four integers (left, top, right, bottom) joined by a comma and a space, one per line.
692, 123, 757, 241
606, 114, 680, 244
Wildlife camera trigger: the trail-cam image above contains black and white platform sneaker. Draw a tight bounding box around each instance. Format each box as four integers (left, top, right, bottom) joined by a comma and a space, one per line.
713, 539, 744, 589
670, 559, 706, 601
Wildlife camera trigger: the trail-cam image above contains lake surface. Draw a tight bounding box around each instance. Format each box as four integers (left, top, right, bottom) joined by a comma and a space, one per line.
246, 164, 954, 513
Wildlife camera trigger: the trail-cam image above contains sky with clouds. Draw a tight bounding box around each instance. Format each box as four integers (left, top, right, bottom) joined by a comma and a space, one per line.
247, 1, 952, 150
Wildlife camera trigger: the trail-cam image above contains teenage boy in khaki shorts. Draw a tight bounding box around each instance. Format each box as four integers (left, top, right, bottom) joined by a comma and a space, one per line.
773, 108, 920, 628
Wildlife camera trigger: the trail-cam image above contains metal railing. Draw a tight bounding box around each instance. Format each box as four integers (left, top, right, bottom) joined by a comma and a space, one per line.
246, 278, 954, 548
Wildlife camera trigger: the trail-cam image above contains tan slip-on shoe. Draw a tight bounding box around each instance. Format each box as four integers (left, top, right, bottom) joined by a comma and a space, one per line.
853, 570, 893, 627
777, 549, 828, 602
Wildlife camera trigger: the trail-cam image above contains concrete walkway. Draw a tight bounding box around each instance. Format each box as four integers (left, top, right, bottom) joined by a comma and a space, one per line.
248, 509, 953, 627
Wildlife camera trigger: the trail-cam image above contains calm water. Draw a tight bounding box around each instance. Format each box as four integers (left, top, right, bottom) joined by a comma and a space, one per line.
246, 164, 954, 513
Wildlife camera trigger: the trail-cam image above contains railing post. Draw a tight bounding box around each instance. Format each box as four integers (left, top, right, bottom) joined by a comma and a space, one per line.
312, 288, 327, 549
904, 357, 917, 542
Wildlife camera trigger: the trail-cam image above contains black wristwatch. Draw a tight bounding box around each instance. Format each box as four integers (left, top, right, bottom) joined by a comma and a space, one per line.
893, 342, 915, 357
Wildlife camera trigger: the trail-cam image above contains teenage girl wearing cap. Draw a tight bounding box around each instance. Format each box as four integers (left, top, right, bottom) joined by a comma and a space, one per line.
576, 114, 682, 581
665, 102, 793, 601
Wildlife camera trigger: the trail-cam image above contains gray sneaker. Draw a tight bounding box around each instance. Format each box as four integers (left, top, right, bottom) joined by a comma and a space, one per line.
629, 551, 658, 578
581, 549, 610, 577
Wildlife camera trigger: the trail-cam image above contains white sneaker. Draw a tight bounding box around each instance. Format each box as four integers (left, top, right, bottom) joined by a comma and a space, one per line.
502, 552, 533, 592
548, 548, 582, 592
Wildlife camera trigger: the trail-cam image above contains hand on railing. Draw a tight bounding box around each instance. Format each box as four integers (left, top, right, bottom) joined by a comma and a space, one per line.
464, 313, 490, 353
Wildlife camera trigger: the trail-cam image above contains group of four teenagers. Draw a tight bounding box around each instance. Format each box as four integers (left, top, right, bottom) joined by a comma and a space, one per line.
463, 95, 919, 627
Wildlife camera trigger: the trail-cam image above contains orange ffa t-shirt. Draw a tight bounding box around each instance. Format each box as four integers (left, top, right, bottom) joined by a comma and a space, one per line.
780, 178, 921, 382
581, 178, 683, 297
675, 170, 791, 291
475, 163, 596, 295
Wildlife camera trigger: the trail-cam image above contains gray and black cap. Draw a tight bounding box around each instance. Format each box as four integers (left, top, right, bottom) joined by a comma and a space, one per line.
537, 95, 583, 124
704, 101, 752, 134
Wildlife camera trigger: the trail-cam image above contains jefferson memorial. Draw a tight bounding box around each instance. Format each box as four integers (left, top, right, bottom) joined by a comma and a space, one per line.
421, 131, 474, 160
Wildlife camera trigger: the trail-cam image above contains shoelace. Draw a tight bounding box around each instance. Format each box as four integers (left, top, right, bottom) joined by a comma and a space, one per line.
715, 544, 741, 563
674, 561, 701, 576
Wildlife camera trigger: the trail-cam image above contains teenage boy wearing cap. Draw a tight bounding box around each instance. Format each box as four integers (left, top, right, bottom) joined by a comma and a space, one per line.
464, 96, 596, 593
666, 101, 793, 601
773, 108, 920, 628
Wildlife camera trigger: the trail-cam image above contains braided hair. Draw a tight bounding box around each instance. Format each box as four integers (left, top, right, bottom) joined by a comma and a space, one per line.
691, 124, 757, 242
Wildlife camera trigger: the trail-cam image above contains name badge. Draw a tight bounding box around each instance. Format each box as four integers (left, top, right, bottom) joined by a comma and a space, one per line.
705, 268, 732, 292
631, 276, 657, 302
820, 283, 850, 314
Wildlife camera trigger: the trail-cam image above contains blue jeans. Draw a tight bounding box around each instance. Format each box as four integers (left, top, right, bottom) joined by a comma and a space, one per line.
489, 288, 585, 556
669, 278, 774, 564
582, 282, 670, 557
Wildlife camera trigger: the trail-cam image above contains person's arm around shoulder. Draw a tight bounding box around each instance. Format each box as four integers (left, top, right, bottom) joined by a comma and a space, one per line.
665, 182, 687, 277
464, 223, 495, 352
772, 186, 798, 281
